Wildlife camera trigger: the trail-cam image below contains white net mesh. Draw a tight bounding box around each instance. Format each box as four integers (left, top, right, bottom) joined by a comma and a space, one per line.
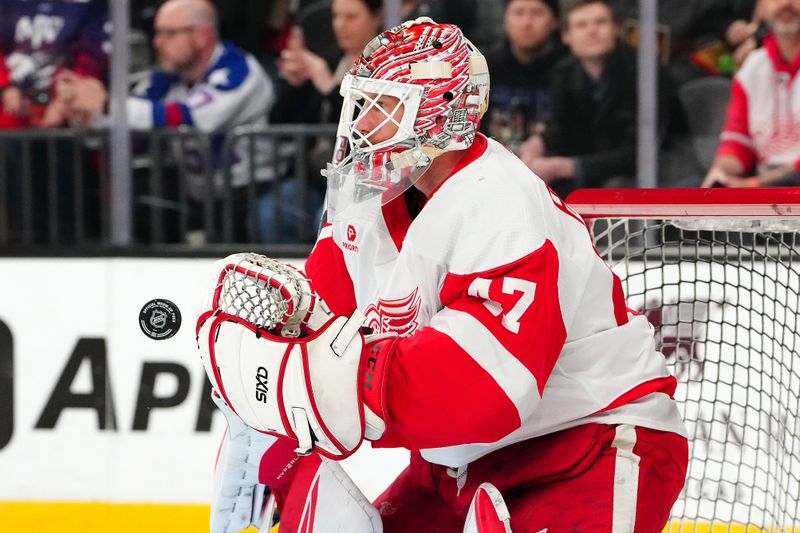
215, 253, 311, 337
588, 217, 800, 531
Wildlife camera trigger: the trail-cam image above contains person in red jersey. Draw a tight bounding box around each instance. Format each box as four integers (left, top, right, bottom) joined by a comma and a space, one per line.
703, 0, 800, 188
198, 17, 688, 533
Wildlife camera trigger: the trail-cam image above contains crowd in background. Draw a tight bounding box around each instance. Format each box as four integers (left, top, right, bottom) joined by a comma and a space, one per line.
0, 0, 798, 245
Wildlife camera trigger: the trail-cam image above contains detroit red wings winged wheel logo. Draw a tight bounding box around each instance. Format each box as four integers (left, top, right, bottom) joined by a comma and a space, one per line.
364, 289, 421, 336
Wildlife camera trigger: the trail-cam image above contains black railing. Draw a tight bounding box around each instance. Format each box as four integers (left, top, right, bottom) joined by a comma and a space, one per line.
0, 124, 337, 256
0, 128, 110, 247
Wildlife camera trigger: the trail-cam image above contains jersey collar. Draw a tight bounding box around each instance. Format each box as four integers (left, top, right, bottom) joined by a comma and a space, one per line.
764, 34, 800, 80
380, 133, 490, 253
426, 132, 489, 200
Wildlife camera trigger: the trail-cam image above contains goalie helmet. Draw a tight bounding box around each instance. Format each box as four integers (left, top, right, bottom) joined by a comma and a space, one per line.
325, 17, 490, 218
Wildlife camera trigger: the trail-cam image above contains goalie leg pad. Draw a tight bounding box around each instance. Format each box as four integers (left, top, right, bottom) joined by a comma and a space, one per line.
210, 393, 280, 533
463, 483, 512, 533
279, 458, 383, 533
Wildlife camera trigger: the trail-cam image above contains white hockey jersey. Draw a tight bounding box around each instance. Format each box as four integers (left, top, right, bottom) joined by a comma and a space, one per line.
127, 41, 271, 133
717, 34, 800, 174
127, 41, 275, 196
306, 134, 686, 468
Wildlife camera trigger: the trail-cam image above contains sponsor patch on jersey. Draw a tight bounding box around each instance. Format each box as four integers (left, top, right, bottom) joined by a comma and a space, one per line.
139, 299, 181, 340
341, 224, 360, 253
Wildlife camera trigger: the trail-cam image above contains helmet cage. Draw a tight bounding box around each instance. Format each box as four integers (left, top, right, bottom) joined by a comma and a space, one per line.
334, 74, 424, 168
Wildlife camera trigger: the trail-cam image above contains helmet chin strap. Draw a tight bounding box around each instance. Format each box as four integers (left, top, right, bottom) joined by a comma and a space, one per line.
387, 146, 430, 171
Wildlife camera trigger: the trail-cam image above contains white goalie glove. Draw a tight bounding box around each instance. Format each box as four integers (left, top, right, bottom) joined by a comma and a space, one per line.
196, 253, 389, 460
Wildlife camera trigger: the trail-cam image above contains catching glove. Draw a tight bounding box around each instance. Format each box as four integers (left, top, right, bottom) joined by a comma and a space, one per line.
197, 253, 390, 460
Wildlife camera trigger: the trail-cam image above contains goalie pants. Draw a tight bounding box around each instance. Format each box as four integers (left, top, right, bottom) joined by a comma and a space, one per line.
374, 423, 688, 532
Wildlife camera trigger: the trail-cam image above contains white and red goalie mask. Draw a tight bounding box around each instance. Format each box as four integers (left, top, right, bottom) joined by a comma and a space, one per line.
325, 17, 490, 219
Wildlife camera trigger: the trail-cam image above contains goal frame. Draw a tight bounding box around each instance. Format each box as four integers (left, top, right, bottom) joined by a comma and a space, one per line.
566, 187, 800, 531
566, 187, 800, 219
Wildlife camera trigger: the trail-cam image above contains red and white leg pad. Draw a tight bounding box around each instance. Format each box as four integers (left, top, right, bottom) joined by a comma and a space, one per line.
278, 458, 383, 533
463, 483, 513, 533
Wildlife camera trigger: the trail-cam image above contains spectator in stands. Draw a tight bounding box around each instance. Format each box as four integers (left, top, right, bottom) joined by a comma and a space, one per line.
0, 0, 109, 129
702, 0, 800, 188
524, 0, 674, 198
403, 0, 478, 39
607, 0, 762, 186
483, 0, 566, 152
62, 0, 276, 243
0, 0, 110, 244
275, 0, 382, 124
611, 0, 759, 83
266, 0, 383, 243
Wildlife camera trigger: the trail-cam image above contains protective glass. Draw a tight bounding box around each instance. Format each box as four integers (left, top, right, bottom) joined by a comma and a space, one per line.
324, 152, 430, 221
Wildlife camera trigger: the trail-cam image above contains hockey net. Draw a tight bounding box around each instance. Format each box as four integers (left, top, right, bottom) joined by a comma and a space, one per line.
568, 188, 800, 533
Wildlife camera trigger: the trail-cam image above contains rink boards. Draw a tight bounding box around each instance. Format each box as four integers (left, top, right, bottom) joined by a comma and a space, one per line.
0, 257, 797, 532
0, 257, 407, 532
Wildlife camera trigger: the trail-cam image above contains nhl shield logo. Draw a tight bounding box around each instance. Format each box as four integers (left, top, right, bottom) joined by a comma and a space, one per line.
150, 309, 168, 329
139, 299, 182, 340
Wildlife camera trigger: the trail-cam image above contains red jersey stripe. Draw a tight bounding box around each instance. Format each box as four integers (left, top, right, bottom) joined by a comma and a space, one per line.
597, 376, 677, 414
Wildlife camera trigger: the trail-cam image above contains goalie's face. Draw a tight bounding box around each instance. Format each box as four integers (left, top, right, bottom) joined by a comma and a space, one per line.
336, 74, 423, 160
355, 93, 404, 146
326, 74, 429, 220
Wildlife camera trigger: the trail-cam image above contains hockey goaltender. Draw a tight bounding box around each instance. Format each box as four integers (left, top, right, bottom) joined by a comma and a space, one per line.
195, 14, 688, 533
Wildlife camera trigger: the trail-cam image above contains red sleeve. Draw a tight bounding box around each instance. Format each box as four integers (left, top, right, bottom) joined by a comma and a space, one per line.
0, 55, 10, 89
716, 79, 757, 172
304, 223, 357, 316
367, 241, 567, 450
72, 51, 106, 82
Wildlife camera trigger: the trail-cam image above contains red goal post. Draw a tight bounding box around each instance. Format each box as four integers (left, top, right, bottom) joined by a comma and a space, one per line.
567, 188, 800, 532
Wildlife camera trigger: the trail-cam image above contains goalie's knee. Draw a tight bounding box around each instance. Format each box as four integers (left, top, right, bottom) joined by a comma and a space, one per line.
463, 482, 512, 533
